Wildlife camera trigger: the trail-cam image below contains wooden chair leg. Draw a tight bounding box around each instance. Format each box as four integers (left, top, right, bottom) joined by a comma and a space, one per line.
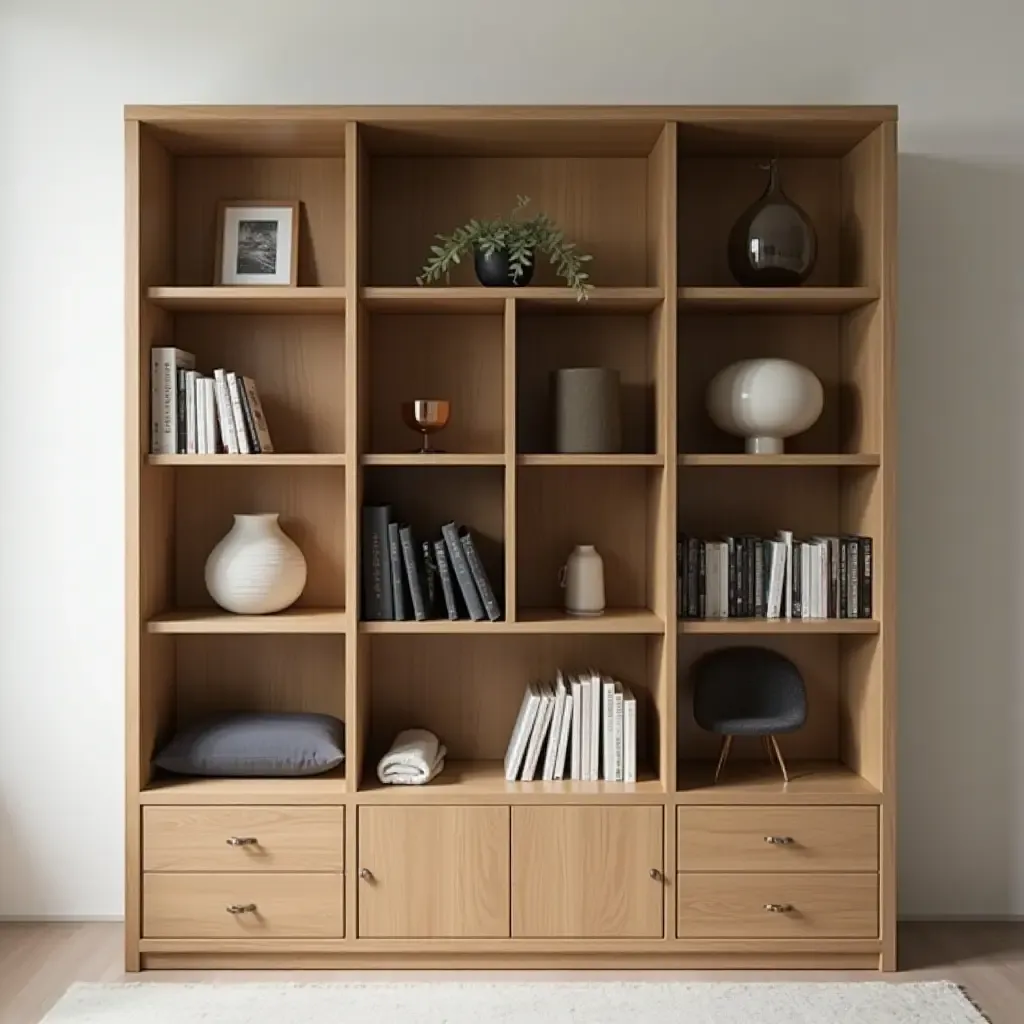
769, 735, 790, 783
714, 735, 733, 783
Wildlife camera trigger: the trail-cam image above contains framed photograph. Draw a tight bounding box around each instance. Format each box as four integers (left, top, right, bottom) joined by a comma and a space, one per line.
216, 200, 299, 286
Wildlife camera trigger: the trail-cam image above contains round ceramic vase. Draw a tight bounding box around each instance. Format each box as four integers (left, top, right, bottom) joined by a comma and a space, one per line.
706, 358, 824, 455
554, 368, 622, 454
205, 513, 307, 614
561, 544, 606, 617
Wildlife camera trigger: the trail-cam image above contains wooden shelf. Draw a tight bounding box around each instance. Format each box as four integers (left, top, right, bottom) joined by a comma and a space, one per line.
680, 618, 880, 635
146, 286, 347, 314
361, 610, 664, 635
147, 608, 348, 634
362, 453, 505, 467
518, 454, 663, 467
361, 286, 662, 313
678, 287, 878, 314
677, 761, 881, 805
359, 760, 663, 803
679, 454, 880, 468
141, 767, 347, 805
147, 454, 346, 467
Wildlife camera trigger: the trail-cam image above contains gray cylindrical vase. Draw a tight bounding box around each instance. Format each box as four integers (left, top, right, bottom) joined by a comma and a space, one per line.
554, 368, 622, 454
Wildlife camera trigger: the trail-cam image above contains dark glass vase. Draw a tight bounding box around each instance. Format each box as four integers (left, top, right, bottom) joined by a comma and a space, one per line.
727, 160, 817, 287
474, 248, 535, 287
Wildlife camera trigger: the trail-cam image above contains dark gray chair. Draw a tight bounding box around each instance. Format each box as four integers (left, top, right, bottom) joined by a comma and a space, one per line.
691, 646, 807, 782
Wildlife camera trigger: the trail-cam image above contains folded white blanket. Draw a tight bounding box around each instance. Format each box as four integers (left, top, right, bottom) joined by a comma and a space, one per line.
377, 729, 447, 785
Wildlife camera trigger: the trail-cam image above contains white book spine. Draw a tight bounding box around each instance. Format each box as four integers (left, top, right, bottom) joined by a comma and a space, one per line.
613, 683, 624, 782
801, 542, 811, 620
767, 541, 784, 618
504, 685, 540, 782
602, 679, 615, 781
570, 678, 582, 780
542, 675, 567, 782
779, 530, 794, 619
226, 372, 251, 454
707, 544, 719, 618
580, 678, 591, 781
213, 369, 239, 454
623, 689, 637, 783
196, 381, 207, 454
184, 370, 198, 455
522, 687, 553, 782
242, 376, 275, 453
589, 670, 601, 781
554, 693, 573, 781
151, 348, 195, 454
204, 379, 219, 454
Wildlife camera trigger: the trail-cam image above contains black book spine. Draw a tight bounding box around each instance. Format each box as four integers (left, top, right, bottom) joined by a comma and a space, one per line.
687, 537, 699, 619
237, 379, 261, 454
745, 538, 756, 617
443, 522, 485, 621
860, 536, 873, 619
360, 505, 393, 620
676, 539, 683, 618
839, 541, 849, 618
847, 538, 860, 618
754, 539, 765, 618
698, 541, 707, 619
460, 531, 502, 621
734, 538, 745, 618
727, 537, 737, 617
176, 368, 187, 454
421, 540, 438, 618
399, 525, 427, 621
434, 539, 459, 620
387, 521, 407, 621
791, 542, 802, 619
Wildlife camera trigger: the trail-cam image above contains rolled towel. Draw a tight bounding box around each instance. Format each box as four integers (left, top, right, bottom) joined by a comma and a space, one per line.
377, 728, 446, 785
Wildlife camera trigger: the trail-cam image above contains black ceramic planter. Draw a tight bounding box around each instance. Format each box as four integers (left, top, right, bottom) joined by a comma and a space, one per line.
474, 248, 535, 287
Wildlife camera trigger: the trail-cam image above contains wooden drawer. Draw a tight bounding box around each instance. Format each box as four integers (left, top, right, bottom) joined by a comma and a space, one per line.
143, 806, 344, 872
677, 806, 877, 873
677, 872, 878, 939
143, 872, 343, 938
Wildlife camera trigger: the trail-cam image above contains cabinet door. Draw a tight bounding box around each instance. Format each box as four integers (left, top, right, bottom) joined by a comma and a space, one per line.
512, 806, 664, 938
358, 806, 510, 938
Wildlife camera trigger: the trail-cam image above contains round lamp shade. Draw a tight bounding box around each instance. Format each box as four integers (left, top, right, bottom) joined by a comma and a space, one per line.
706, 358, 823, 455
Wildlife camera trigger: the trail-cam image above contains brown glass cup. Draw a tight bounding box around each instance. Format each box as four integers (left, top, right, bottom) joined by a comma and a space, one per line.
402, 399, 451, 453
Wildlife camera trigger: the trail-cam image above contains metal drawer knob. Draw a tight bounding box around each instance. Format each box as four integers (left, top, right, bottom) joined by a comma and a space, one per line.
226, 903, 257, 914
764, 836, 794, 846
649, 868, 665, 883
359, 868, 374, 882
226, 836, 258, 846
764, 903, 793, 913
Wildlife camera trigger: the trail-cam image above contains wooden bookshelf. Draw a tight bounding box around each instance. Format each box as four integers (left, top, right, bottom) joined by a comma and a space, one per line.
126, 105, 896, 973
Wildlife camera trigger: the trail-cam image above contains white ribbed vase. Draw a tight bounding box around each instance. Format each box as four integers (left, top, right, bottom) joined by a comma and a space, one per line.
706, 358, 824, 454
204, 513, 307, 615
561, 544, 606, 617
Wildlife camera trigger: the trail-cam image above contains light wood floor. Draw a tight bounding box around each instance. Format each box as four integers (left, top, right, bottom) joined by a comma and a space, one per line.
2, 923, 1021, 1023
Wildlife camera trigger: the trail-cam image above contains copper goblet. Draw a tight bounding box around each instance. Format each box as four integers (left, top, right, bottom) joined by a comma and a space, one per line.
402, 400, 451, 453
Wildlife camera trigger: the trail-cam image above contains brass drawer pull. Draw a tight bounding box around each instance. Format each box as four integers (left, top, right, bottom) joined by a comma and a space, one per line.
649, 867, 665, 883
764, 903, 793, 913
764, 836, 794, 845
359, 868, 374, 882
226, 903, 257, 914
226, 837, 258, 847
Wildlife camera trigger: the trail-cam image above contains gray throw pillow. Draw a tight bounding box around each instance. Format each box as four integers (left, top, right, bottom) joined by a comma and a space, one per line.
153, 712, 345, 777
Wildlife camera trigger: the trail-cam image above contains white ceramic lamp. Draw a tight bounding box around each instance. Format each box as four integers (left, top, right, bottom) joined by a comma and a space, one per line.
706, 358, 824, 455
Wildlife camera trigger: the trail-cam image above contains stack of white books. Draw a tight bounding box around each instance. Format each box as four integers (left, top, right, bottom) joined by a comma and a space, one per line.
503, 670, 638, 783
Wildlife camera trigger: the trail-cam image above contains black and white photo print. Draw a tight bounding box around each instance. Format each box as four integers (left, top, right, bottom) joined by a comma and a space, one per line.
217, 201, 299, 285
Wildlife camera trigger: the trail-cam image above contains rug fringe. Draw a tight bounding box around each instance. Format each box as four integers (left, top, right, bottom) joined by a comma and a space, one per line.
955, 983, 995, 1023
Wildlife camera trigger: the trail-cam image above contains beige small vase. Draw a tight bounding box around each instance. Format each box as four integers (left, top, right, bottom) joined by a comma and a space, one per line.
560, 544, 606, 617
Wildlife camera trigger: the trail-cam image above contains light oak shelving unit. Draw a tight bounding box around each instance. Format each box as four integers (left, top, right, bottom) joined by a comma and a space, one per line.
126, 105, 896, 972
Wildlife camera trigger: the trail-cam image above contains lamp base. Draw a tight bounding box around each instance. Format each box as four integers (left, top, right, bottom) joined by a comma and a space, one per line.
745, 435, 784, 455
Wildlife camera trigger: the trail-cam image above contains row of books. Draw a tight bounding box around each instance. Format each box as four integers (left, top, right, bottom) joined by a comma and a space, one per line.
151, 347, 275, 455
678, 532, 873, 620
504, 671, 638, 783
362, 507, 502, 622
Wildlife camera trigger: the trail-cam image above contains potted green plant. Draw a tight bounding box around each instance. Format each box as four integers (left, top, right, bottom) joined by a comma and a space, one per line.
416, 196, 593, 300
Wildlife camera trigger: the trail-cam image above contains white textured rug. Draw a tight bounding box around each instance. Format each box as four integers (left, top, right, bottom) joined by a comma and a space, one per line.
42, 981, 990, 1022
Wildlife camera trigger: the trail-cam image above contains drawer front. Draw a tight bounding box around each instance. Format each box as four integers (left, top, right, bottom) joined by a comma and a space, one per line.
677, 806, 877, 873
677, 872, 878, 939
143, 872, 343, 938
143, 806, 344, 872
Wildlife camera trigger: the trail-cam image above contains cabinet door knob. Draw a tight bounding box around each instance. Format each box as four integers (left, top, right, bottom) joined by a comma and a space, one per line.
763, 903, 794, 913
649, 867, 665, 883
359, 868, 374, 882
226, 903, 257, 914
226, 836, 258, 846
764, 836, 794, 845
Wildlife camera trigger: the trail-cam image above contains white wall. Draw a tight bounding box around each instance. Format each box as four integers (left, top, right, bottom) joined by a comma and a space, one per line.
1, 0, 1023, 918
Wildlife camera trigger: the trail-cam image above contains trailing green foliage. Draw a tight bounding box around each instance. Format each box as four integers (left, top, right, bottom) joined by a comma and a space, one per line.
416, 196, 593, 300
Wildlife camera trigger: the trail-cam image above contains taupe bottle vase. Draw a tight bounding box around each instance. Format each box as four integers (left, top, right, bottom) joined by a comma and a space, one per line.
559, 544, 606, 617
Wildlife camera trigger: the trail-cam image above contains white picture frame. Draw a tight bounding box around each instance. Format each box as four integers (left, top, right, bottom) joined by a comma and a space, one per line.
216, 200, 299, 286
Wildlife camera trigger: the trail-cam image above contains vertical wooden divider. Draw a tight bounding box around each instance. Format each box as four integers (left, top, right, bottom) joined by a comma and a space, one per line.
504, 298, 517, 622
343, 120, 367, 944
